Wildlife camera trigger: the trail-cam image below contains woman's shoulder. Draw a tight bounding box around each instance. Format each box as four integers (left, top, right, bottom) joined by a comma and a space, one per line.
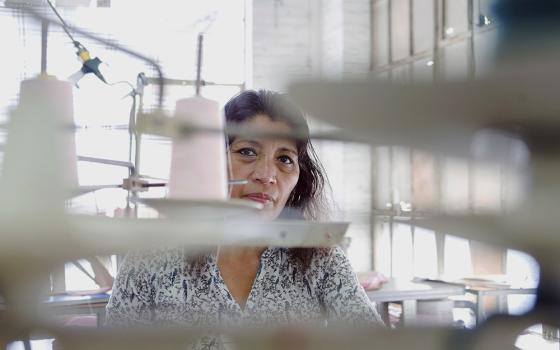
265, 247, 347, 268
310, 246, 348, 267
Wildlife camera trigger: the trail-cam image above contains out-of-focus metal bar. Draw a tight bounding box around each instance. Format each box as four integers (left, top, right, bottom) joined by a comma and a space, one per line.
433, 0, 443, 81
144, 76, 244, 88
40, 19, 48, 74
77, 156, 135, 172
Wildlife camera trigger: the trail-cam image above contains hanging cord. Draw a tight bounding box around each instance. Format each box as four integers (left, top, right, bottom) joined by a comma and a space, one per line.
45, 0, 109, 85
45, 0, 79, 48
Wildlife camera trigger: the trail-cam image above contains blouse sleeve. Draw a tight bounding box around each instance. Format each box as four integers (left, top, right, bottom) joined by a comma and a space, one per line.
105, 251, 157, 326
313, 247, 385, 327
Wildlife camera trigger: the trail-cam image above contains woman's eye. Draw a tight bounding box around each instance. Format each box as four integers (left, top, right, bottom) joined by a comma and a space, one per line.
237, 148, 257, 157
278, 155, 294, 165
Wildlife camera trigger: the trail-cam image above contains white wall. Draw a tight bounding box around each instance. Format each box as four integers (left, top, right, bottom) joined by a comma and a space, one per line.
252, 0, 373, 88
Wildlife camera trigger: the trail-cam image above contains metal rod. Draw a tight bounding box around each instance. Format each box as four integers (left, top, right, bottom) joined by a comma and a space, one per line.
195, 33, 204, 96
133, 132, 142, 177
408, 0, 415, 83
370, 146, 378, 270
128, 93, 137, 176
441, 0, 447, 41
144, 76, 243, 88
409, 0, 415, 57
467, 0, 476, 79
388, 0, 393, 65
40, 19, 48, 74
433, 0, 442, 81
389, 147, 394, 277
77, 155, 135, 172
228, 179, 249, 186
369, 0, 376, 71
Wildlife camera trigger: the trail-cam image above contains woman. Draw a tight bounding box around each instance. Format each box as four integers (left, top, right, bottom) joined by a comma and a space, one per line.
105, 90, 384, 328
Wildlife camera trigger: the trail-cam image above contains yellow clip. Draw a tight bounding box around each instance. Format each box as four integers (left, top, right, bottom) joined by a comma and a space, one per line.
78, 49, 91, 62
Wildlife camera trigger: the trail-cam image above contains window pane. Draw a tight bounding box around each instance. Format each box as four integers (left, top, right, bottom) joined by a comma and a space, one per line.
412, 151, 438, 210
347, 221, 373, 271
373, 219, 392, 275
444, 235, 472, 277
472, 161, 502, 213
374, 146, 391, 210
441, 157, 470, 213
341, 144, 372, 213
470, 240, 505, 275
444, 0, 469, 38
372, 0, 389, 67
392, 222, 414, 279
414, 227, 437, 278
412, 0, 435, 53
391, 147, 412, 207
75, 129, 130, 163
474, 28, 499, 77
441, 40, 470, 80
391, 0, 411, 61
138, 136, 172, 181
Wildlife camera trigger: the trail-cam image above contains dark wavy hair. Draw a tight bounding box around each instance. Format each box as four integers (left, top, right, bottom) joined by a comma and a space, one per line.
224, 89, 330, 269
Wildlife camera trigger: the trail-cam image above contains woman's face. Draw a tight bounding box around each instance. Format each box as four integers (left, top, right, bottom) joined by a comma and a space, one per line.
228, 114, 300, 220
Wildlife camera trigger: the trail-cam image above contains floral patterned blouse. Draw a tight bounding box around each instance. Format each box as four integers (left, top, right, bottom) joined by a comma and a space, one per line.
105, 247, 384, 328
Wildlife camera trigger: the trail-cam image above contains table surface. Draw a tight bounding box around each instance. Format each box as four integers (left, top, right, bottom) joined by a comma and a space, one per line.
367, 278, 466, 303
44, 292, 111, 308
13, 279, 530, 309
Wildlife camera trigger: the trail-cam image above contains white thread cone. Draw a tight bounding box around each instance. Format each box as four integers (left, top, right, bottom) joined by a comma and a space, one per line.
0, 75, 78, 216
168, 96, 227, 200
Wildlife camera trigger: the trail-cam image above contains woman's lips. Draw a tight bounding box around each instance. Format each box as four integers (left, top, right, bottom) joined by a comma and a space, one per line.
243, 193, 273, 204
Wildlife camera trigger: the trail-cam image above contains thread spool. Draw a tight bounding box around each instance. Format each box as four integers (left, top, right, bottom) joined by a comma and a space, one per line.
0, 75, 78, 214
168, 96, 227, 200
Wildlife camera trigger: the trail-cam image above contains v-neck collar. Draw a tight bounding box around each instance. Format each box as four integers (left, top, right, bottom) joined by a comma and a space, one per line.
212, 247, 273, 313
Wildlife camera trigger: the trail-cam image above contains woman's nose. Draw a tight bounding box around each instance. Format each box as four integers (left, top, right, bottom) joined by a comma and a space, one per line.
252, 157, 277, 184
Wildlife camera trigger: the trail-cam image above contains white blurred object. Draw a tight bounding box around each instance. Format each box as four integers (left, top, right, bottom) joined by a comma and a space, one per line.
135, 198, 261, 219
52, 0, 92, 7
289, 65, 560, 157
4, 0, 46, 7
0, 75, 78, 328
168, 96, 228, 200
0, 75, 78, 216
